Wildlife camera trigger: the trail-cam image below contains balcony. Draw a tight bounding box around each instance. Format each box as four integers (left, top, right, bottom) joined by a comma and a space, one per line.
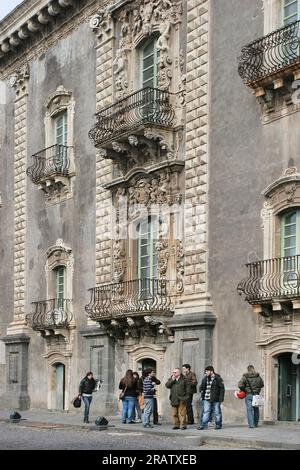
26, 144, 73, 198
26, 298, 73, 332
238, 21, 300, 119
237, 255, 300, 306
238, 20, 300, 87
89, 87, 175, 148
85, 278, 173, 322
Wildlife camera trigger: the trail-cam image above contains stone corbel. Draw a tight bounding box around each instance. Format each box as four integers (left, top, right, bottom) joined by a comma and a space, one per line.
27, 18, 40, 33
125, 317, 140, 339
280, 301, 293, 325
37, 9, 52, 25
58, 0, 74, 7
143, 316, 160, 337
255, 87, 275, 114
261, 303, 273, 326
106, 319, 125, 339
157, 321, 174, 338
48, 1, 61, 16
273, 78, 293, 107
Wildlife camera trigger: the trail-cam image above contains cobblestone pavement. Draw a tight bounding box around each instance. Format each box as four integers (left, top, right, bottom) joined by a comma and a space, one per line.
0, 410, 299, 450
0, 421, 206, 450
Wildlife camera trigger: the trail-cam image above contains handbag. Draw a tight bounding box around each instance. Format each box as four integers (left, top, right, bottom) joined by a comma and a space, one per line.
252, 394, 264, 407
119, 385, 127, 400
138, 394, 145, 410
245, 378, 264, 407
71, 395, 81, 408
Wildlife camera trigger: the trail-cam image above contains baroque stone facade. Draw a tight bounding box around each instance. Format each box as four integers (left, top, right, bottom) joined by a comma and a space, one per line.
4, 0, 299, 425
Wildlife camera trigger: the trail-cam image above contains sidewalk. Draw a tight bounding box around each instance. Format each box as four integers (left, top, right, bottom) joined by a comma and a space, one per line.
0, 409, 299, 449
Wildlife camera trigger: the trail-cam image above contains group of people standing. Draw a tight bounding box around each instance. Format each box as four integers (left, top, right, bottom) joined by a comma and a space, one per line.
119, 368, 161, 427
78, 363, 264, 430
118, 363, 264, 430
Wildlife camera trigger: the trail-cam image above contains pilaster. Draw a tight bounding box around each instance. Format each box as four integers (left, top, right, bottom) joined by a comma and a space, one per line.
7, 66, 30, 336
184, 0, 209, 301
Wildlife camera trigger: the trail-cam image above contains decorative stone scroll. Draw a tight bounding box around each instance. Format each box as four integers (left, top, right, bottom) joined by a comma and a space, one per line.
114, 171, 182, 208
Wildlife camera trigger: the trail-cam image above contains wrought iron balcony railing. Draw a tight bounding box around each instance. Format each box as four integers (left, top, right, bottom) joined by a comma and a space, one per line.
238, 20, 300, 85
26, 298, 73, 331
85, 278, 172, 321
88, 87, 175, 147
237, 255, 300, 304
26, 144, 70, 183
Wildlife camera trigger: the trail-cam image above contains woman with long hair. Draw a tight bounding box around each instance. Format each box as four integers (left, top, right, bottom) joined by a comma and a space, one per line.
133, 371, 143, 422
119, 369, 138, 424
78, 371, 96, 423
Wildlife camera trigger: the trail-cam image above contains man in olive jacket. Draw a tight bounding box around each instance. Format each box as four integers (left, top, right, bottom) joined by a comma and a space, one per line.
198, 365, 225, 430
165, 367, 190, 430
238, 365, 264, 428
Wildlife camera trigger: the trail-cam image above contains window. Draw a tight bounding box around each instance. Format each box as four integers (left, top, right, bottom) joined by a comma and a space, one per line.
54, 111, 68, 146
54, 265, 66, 308
137, 217, 158, 280
280, 209, 300, 288
141, 38, 159, 89
53, 111, 68, 172
281, 210, 300, 257
283, 0, 299, 25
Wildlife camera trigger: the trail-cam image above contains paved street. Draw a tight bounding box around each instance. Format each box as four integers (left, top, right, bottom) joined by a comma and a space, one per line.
0, 410, 299, 450
0, 421, 205, 451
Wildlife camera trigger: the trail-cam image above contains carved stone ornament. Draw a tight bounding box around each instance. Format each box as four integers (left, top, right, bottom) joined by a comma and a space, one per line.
9, 65, 30, 96
113, 238, 126, 282
45, 85, 72, 116
155, 236, 169, 279
176, 239, 184, 294
262, 166, 300, 215
120, 172, 179, 207
113, 48, 129, 99
89, 9, 113, 41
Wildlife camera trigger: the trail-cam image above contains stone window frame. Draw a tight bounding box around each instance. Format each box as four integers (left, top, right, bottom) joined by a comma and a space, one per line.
45, 239, 74, 319
44, 85, 76, 175
263, 0, 296, 34
261, 168, 300, 259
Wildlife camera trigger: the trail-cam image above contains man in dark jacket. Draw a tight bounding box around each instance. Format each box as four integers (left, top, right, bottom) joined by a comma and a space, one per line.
79, 371, 96, 423
238, 365, 264, 428
182, 363, 198, 425
198, 365, 225, 430
166, 367, 190, 430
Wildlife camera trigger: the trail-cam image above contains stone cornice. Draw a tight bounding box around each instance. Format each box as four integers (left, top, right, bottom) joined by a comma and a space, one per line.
0, 0, 109, 79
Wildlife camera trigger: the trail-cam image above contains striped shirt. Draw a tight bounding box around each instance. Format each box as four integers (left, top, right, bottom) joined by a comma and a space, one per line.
204, 377, 213, 400
143, 377, 154, 399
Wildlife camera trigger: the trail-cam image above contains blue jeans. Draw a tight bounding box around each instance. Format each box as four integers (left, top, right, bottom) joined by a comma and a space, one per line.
245, 394, 259, 428
201, 400, 222, 428
143, 398, 154, 426
121, 396, 136, 423
82, 395, 93, 421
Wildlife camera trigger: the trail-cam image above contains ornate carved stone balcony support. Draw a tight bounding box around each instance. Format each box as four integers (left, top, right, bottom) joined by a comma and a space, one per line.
26, 144, 74, 205
238, 20, 300, 122
85, 278, 174, 340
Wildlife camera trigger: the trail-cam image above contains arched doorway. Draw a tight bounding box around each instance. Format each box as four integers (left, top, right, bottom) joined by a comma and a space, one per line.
278, 353, 300, 421
53, 363, 65, 410
127, 344, 166, 417
138, 358, 157, 375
